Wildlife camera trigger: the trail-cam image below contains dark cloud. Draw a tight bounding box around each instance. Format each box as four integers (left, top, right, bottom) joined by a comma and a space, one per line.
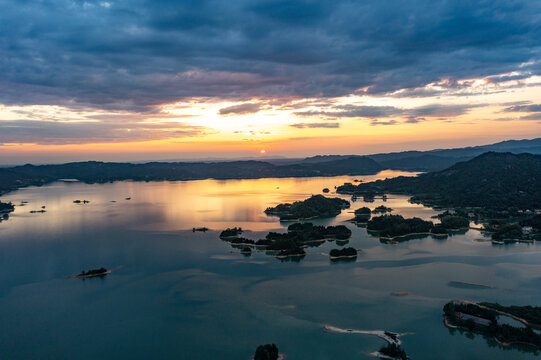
294, 103, 480, 120
219, 103, 262, 115
503, 103, 541, 112
520, 113, 541, 120
370, 120, 399, 126
410, 104, 478, 117
290, 122, 340, 128
0, 120, 207, 145
0, 0, 539, 112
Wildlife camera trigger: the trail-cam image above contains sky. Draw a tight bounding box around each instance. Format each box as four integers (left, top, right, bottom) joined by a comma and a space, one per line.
1, 0, 541, 164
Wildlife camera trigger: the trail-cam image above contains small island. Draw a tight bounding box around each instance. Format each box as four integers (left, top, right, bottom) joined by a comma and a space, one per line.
377, 343, 409, 360
365, 214, 472, 241
329, 247, 358, 260
192, 227, 209, 232
373, 205, 393, 214
322, 187, 330, 193
443, 300, 541, 350
367, 215, 434, 240
0, 200, 15, 214
219, 227, 243, 239
0, 201, 14, 222
265, 194, 350, 221
69, 267, 111, 279
352, 206, 372, 223
253, 343, 284, 360
73, 200, 90, 204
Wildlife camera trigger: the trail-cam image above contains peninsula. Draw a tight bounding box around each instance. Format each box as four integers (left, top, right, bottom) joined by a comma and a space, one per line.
443, 300, 541, 350
338, 152, 541, 242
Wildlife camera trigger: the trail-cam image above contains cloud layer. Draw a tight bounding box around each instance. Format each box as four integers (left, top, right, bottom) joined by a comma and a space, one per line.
1, 0, 540, 111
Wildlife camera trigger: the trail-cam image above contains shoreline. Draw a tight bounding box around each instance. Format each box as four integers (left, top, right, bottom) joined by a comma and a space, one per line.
443, 315, 541, 349
457, 300, 541, 330
329, 254, 358, 260
322, 324, 413, 347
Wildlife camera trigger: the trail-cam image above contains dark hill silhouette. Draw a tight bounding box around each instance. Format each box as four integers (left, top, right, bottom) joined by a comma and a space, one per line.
337, 152, 541, 209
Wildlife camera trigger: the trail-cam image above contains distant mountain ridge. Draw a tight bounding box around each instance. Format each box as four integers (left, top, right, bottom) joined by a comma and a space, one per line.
0, 157, 382, 195
304, 137, 541, 171
1, 138, 541, 196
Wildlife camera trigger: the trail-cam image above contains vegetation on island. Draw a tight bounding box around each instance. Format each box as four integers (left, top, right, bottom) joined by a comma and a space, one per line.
265, 195, 350, 220
479, 302, 541, 326
378, 343, 409, 360
220, 222, 352, 260
338, 153, 541, 242
253, 344, 279, 360
322, 187, 330, 193
230, 237, 255, 246
491, 224, 523, 242
439, 215, 469, 230
521, 214, 541, 230
353, 206, 371, 222
367, 215, 434, 239
219, 227, 243, 238
0, 201, 15, 213
329, 247, 357, 259
338, 153, 541, 211
365, 213, 472, 240
443, 301, 541, 351
373, 205, 392, 214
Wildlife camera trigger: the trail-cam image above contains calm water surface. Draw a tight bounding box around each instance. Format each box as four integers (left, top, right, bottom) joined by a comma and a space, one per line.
1, 171, 540, 359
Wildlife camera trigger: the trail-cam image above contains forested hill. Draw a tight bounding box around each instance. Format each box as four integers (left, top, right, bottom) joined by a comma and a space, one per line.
0, 156, 382, 195
337, 152, 541, 210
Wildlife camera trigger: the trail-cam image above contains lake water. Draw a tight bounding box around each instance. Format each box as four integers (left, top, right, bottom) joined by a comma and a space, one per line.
1, 171, 541, 359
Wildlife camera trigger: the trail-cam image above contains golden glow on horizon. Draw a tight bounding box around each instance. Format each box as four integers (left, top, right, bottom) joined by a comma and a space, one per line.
1, 73, 541, 162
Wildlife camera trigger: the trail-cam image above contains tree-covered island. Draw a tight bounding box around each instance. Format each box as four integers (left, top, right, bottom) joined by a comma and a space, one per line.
219, 227, 243, 239
0, 201, 15, 213
0, 201, 14, 222
329, 247, 358, 259
220, 222, 352, 260
253, 344, 281, 360
373, 205, 393, 214
377, 343, 409, 360
265, 194, 350, 221
365, 214, 472, 241
352, 206, 372, 223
